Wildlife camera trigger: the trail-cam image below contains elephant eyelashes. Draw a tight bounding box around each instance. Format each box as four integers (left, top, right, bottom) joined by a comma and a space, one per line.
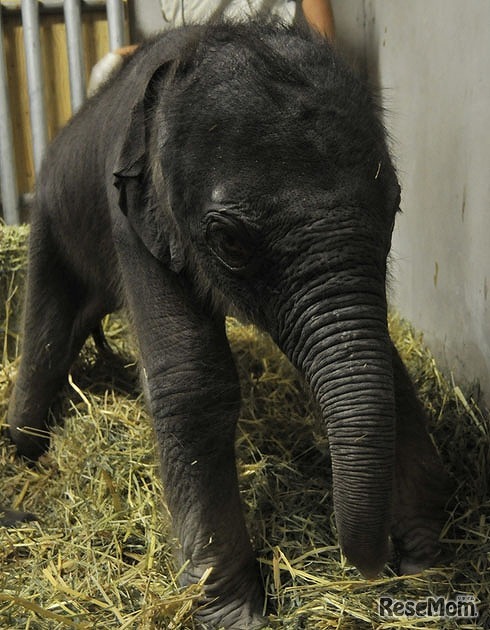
205, 212, 254, 271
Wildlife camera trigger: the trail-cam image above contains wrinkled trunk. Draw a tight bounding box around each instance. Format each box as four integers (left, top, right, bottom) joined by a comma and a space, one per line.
276, 284, 395, 577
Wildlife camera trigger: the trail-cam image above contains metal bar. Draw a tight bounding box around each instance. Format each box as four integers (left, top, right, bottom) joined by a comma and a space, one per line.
63, 0, 86, 112
1, 2, 107, 14
106, 0, 125, 51
0, 6, 20, 224
21, 0, 48, 175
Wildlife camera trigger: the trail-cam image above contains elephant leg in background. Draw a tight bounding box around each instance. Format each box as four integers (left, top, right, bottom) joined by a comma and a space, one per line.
115, 224, 265, 629
391, 344, 453, 573
7, 220, 103, 460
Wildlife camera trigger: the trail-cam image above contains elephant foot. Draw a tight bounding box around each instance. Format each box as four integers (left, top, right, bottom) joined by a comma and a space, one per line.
195, 603, 267, 629
182, 559, 266, 629
398, 546, 452, 576
392, 519, 450, 576
0, 506, 37, 527
399, 556, 434, 576
392, 437, 454, 576
7, 389, 51, 460
7, 417, 50, 461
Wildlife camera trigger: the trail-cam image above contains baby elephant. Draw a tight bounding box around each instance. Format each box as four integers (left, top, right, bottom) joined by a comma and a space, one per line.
7, 21, 451, 629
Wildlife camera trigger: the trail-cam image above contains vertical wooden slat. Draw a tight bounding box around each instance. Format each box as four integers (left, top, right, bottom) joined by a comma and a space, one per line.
3, 13, 33, 195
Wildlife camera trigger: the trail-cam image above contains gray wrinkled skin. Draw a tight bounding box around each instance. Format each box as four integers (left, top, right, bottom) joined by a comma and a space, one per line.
6, 22, 452, 628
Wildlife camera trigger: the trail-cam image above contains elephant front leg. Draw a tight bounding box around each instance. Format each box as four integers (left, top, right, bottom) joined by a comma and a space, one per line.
391, 345, 454, 574
152, 362, 265, 629
116, 230, 265, 629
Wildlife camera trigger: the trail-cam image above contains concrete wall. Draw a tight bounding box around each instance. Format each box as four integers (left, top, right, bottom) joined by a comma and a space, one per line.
332, 0, 490, 401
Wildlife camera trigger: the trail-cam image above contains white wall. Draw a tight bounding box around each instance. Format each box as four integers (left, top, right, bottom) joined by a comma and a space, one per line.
333, 0, 490, 401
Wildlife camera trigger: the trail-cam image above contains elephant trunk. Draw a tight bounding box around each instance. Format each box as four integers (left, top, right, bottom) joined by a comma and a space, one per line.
276, 286, 395, 577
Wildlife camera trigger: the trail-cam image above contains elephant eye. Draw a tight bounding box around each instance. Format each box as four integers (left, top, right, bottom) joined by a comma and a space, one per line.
205, 212, 254, 271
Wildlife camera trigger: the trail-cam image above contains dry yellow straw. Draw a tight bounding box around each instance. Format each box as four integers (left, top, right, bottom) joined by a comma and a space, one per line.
1, 225, 488, 629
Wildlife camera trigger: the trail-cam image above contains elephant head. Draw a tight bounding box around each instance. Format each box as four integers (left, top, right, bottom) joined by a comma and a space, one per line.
117, 23, 401, 578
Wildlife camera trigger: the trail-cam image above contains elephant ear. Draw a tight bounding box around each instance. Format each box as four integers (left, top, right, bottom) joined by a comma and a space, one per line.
113, 57, 185, 273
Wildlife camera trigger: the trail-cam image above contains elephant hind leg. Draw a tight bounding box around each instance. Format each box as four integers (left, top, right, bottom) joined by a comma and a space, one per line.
390, 345, 454, 574
92, 322, 112, 354
7, 222, 108, 459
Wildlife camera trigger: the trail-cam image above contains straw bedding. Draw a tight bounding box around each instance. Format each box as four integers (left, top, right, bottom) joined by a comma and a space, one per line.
0, 224, 488, 629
